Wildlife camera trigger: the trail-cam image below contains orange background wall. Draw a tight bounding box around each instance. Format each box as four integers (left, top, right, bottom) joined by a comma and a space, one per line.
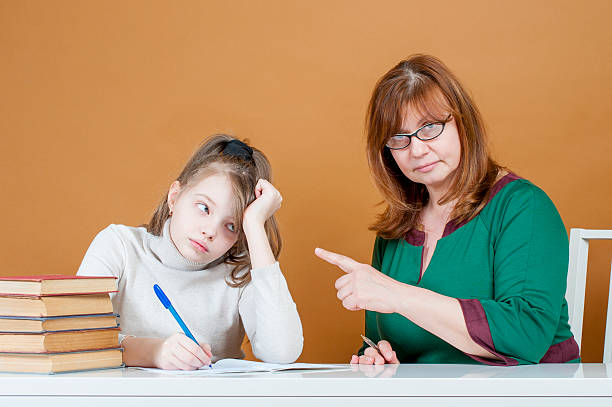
1, 1, 611, 362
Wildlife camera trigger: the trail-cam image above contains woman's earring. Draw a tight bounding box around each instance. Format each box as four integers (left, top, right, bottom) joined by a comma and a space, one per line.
169, 209, 173, 216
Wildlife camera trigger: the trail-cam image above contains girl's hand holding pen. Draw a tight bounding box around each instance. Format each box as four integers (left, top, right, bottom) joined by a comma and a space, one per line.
243, 179, 282, 228
153, 333, 213, 371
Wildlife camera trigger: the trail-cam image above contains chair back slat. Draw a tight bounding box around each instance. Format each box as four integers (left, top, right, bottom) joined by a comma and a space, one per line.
566, 228, 612, 362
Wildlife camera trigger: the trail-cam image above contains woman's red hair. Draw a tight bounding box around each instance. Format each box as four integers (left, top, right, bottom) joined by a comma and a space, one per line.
366, 54, 502, 239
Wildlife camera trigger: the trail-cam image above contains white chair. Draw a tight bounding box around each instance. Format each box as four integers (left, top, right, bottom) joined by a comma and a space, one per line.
565, 228, 612, 362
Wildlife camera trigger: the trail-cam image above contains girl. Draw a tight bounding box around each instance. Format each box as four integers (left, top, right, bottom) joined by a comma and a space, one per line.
77, 135, 303, 370
316, 54, 579, 366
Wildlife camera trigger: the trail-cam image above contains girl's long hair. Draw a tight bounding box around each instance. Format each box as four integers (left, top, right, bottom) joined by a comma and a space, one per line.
146, 134, 281, 287
366, 54, 502, 239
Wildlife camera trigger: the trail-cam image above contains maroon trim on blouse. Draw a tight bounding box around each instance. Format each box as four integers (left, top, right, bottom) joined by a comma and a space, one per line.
441, 218, 468, 238
405, 172, 523, 246
458, 298, 519, 366
406, 229, 425, 246
539, 337, 581, 363
487, 172, 521, 202
459, 298, 581, 365
416, 248, 426, 284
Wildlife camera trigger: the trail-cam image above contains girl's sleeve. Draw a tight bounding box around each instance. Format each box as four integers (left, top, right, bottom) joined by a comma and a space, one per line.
76, 225, 126, 284
238, 262, 303, 363
458, 185, 574, 365
76, 225, 127, 343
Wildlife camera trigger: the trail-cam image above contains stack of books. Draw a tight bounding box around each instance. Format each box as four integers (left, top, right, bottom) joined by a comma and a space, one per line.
0, 275, 122, 374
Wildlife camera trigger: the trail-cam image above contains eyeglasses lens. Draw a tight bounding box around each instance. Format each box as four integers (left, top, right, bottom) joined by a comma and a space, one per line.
418, 123, 443, 140
386, 123, 444, 149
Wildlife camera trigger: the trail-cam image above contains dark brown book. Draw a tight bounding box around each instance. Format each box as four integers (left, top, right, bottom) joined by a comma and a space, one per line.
0, 348, 123, 373
0, 294, 113, 317
0, 327, 120, 353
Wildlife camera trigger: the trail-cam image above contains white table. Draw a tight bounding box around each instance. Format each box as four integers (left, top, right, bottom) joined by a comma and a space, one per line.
1, 363, 611, 406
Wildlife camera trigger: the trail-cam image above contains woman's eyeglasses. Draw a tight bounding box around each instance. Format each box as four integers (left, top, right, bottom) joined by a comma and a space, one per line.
385, 116, 451, 150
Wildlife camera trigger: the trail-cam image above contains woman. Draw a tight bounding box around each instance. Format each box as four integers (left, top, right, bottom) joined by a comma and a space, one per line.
315, 54, 579, 365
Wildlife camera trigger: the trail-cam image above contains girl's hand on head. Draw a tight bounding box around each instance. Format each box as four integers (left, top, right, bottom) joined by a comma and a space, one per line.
350, 341, 400, 365
315, 248, 404, 314
243, 179, 282, 229
153, 333, 212, 370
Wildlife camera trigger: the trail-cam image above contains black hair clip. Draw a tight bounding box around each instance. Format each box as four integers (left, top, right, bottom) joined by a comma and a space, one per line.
222, 139, 254, 162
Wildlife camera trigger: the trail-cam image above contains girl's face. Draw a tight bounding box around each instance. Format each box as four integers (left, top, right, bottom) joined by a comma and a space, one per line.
390, 108, 461, 194
167, 173, 239, 264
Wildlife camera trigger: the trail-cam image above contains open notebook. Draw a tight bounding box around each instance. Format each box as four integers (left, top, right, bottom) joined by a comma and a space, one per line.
135, 358, 345, 374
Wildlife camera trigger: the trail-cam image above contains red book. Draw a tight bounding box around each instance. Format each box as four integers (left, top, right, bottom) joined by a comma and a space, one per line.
0, 275, 117, 296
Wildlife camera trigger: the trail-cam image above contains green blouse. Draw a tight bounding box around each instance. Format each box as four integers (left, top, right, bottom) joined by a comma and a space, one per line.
362, 174, 579, 365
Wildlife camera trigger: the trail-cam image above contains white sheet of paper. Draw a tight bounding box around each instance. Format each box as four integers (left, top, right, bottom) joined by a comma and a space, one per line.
134, 359, 344, 375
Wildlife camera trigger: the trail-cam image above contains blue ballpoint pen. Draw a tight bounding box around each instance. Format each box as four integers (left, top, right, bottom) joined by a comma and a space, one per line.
153, 284, 212, 367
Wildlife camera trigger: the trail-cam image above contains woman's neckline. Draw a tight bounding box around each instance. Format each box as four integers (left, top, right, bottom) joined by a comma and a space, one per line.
405, 172, 522, 246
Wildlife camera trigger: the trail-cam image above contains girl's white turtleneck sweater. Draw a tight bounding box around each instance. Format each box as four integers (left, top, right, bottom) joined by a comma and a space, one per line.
76, 220, 303, 363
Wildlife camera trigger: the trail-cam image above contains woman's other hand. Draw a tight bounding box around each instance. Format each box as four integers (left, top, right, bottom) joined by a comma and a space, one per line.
350, 340, 400, 365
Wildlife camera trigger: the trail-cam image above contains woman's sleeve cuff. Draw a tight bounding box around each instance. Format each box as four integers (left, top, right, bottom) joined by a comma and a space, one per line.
458, 298, 519, 366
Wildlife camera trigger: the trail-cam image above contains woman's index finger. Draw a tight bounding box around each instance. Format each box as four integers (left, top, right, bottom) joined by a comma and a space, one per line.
315, 248, 359, 272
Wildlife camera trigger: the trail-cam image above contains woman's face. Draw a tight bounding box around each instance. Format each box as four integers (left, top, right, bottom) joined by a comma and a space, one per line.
167, 173, 239, 264
390, 109, 461, 194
